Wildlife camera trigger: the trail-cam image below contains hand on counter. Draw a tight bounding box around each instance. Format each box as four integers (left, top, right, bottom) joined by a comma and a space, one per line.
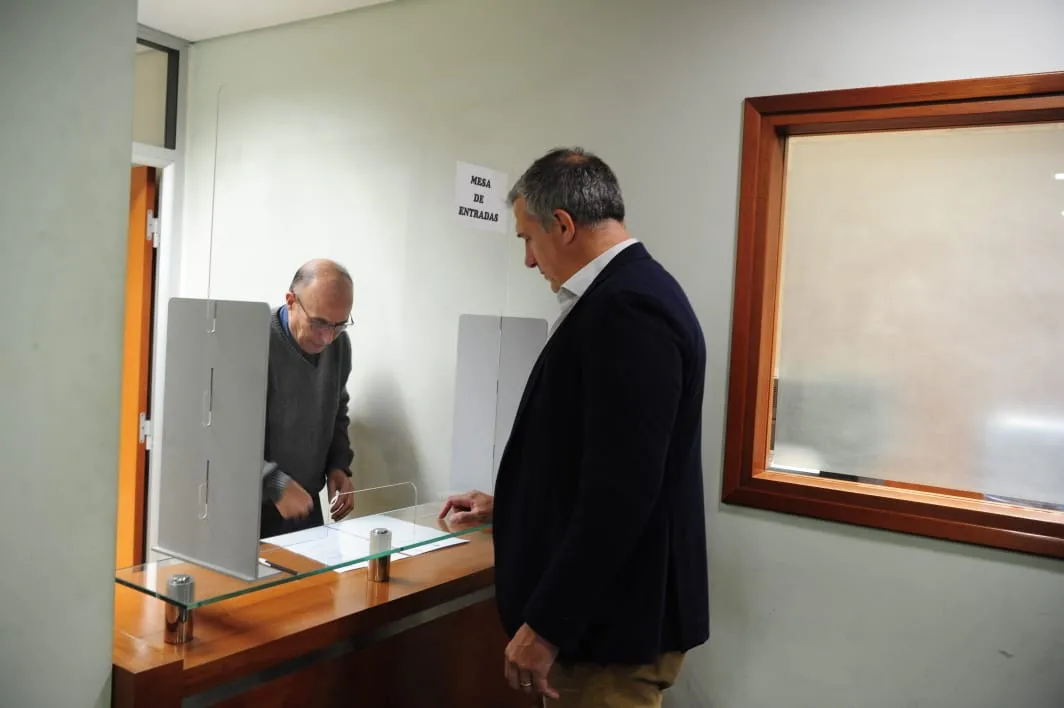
328, 468, 355, 520
505, 623, 559, 699
275, 480, 314, 520
438, 490, 494, 525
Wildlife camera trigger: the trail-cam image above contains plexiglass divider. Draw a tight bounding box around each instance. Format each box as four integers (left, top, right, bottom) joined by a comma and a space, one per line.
123, 79, 559, 614
115, 482, 490, 610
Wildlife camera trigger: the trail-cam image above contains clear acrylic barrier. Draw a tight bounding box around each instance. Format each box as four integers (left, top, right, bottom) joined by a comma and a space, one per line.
197, 81, 556, 512
115, 483, 489, 609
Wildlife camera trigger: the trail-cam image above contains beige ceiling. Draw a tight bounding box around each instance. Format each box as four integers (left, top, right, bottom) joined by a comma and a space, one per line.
138, 0, 395, 42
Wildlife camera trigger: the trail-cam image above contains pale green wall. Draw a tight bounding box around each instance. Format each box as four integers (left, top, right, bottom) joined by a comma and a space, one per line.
0, 0, 136, 705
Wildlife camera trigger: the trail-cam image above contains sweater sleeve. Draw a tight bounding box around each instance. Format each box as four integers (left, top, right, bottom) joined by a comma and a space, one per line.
261, 460, 291, 502
326, 334, 355, 477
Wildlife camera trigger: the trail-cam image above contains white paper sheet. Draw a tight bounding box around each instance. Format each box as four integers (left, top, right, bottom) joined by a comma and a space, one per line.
265, 529, 375, 573
332, 514, 469, 556
455, 161, 508, 233
264, 527, 332, 547
263, 528, 399, 574
262, 516, 467, 574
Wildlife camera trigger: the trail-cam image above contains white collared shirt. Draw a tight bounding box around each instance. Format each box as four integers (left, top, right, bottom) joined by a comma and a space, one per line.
550, 239, 638, 337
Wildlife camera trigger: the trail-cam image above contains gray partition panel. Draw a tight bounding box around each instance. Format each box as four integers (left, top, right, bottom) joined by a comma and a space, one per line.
493, 317, 548, 481
155, 298, 270, 581
449, 315, 502, 494
155, 300, 211, 569
449, 314, 546, 494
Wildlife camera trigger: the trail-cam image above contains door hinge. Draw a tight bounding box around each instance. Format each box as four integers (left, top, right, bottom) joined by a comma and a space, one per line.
146, 209, 159, 248
138, 412, 153, 450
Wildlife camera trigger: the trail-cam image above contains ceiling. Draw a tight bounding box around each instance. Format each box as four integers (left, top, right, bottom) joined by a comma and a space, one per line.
138, 0, 395, 42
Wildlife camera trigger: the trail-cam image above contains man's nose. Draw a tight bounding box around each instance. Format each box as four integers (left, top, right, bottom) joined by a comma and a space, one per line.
524, 246, 536, 269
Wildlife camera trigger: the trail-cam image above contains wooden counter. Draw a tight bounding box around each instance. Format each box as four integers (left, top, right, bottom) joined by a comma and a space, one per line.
112, 530, 535, 707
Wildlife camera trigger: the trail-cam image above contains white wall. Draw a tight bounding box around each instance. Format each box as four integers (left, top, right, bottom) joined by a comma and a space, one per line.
0, 0, 136, 706
178, 0, 1064, 705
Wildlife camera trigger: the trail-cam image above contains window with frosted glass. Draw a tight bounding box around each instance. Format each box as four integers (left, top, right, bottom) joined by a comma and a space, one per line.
770, 122, 1064, 511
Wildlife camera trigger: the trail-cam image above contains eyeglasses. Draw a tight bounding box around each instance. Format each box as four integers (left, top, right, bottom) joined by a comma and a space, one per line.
293, 294, 352, 333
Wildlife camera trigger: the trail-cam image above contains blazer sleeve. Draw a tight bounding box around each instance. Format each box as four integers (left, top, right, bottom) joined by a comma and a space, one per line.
521, 290, 684, 653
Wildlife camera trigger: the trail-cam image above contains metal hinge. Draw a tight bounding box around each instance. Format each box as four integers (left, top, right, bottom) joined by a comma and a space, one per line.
139, 412, 153, 450
146, 209, 159, 248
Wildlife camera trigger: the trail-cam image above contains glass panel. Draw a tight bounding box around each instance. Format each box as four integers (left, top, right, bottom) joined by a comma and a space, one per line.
124, 75, 561, 605
200, 81, 539, 506
771, 122, 1064, 511
132, 41, 168, 147
116, 484, 490, 609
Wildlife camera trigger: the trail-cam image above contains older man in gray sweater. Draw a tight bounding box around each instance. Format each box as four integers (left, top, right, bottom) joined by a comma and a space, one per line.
260, 258, 356, 538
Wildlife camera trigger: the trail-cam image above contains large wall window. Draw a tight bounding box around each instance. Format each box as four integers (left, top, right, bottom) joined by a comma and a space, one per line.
723, 72, 1064, 558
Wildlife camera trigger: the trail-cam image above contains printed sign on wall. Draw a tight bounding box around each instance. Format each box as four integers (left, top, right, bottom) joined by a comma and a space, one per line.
455, 161, 508, 233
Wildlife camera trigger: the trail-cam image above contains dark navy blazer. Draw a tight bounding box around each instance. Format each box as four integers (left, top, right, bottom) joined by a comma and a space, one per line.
492, 242, 710, 665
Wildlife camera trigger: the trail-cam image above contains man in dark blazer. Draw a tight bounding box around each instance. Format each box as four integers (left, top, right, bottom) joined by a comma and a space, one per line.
441, 147, 709, 706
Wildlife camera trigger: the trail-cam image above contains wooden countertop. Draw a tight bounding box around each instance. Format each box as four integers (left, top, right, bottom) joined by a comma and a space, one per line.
113, 529, 499, 704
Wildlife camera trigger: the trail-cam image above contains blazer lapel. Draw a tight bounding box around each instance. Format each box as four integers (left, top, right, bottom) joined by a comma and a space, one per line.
500, 329, 556, 465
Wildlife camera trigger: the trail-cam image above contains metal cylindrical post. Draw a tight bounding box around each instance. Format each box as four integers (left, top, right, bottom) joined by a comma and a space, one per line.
164, 574, 195, 644
367, 527, 392, 582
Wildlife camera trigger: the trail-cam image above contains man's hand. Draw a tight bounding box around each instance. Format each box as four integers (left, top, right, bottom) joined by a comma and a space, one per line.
504, 623, 559, 699
328, 468, 354, 520
274, 480, 314, 520
438, 490, 494, 525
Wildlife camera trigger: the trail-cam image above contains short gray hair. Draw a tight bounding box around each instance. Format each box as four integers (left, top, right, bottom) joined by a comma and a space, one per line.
507, 147, 625, 231
290, 259, 352, 292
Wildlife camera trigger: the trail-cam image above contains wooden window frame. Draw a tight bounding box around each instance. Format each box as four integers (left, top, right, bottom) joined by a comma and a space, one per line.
722, 71, 1064, 559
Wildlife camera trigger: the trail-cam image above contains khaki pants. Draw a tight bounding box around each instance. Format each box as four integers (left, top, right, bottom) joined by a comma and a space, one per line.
542, 652, 684, 708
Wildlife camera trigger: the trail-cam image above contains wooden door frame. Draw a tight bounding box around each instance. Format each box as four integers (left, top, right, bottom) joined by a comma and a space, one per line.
129, 147, 182, 565
116, 167, 157, 568
118, 141, 182, 569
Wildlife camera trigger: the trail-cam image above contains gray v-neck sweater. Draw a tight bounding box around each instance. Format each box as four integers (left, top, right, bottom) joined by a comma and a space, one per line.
261, 307, 354, 502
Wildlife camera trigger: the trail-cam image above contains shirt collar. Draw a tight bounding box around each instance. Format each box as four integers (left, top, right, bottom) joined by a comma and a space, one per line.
278, 305, 320, 362
279, 304, 292, 336
557, 238, 638, 303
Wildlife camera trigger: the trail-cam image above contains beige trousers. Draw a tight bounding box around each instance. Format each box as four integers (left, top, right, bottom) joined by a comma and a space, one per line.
542, 652, 685, 708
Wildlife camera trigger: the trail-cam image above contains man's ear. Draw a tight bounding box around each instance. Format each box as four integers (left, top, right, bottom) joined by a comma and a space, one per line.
284, 290, 296, 307
553, 209, 577, 244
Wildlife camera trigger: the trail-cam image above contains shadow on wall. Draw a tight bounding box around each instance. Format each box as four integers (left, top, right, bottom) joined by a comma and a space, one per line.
347, 373, 424, 516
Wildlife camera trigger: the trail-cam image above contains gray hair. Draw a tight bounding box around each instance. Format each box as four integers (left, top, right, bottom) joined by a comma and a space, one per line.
290, 258, 352, 292
507, 147, 625, 231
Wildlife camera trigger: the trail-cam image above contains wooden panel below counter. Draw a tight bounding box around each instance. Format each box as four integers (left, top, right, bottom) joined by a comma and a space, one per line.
214, 598, 526, 708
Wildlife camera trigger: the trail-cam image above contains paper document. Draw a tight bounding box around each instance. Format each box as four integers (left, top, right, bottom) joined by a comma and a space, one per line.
263, 528, 398, 574
263, 515, 468, 574
332, 514, 469, 556
264, 527, 333, 547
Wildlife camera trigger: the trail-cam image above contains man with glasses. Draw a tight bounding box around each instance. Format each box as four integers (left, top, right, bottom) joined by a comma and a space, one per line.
260, 258, 357, 538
